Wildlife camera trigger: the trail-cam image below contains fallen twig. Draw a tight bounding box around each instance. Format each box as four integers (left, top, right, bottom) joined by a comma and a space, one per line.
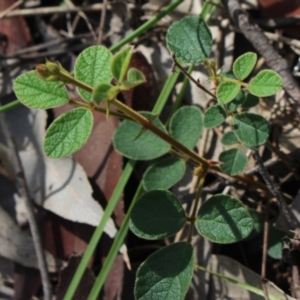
252, 148, 299, 230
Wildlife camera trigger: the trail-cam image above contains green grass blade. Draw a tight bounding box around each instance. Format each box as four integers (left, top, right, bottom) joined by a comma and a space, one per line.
152, 71, 180, 115
196, 264, 283, 300
63, 160, 135, 300
109, 0, 184, 53
87, 183, 144, 300
0, 99, 21, 113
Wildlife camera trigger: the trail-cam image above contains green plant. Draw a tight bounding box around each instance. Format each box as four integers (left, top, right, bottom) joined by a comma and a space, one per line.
12, 14, 283, 300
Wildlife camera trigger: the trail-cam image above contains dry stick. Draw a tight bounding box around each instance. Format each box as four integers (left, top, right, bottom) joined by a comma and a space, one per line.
64, 0, 97, 41
0, 0, 23, 19
252, 148, 299, 230
0, 116, 52, 300
261, 199, 270, 300
223, 0, 300, 104
0, 3, 158, 19
96, 0, 108, 45
172, 55, 217, 99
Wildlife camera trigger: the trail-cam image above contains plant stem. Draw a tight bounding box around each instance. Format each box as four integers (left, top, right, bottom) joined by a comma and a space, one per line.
111, 98, 209, 167
252, 148, 299, 229
187, 164, 208, 242
68, 99, 132, 120
220, 75, 249, 88
172, 55, 216, 99
166, 64, 194, 125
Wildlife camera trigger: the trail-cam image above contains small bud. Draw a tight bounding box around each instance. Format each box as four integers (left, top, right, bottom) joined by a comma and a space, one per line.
36, 60, 61, 81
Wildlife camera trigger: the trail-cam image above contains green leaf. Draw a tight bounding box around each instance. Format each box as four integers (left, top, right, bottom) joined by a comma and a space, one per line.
219, 148, 248, 175
233, 112, 269, 148
268, 226, 285, 259
92, 83, 119, 104
249, 70, 282, 97
44, 108, 93, 158
227, 90, 246, 112
221, 131, 239, 145
111, 46, 134, 82
227, 91, 259, 112
204, 104, 226, 128
122, 68, 146, 89
241, 93, 259, 108
169, 106, 203, 149
166, 16, 212, 63
129, 190, 186, 239
74, 45, 113, 102
135, 242, 194, 300
217, 81, 241, 104
246, 209, 264, 240
14, 71, 68, 109
142, 157, 186, 191
233, 52, 257, 80
196, 194, 253, 243
113, 112, 171, 160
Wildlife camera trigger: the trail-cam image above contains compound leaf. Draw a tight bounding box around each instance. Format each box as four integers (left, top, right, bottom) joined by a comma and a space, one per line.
166, 16, 212, 63
135, 242, 194, 300
130, 190, 186, 240
44, 108, 93, 158
221, 131, 239, 145
111, 46, 134, 82
196, 194, 253, 243
143, 157, 186, 191
219, 148, 248, 175
169, 106, 203, 149
248, 70, 282, 97
233, 112, 269, 148
113, 112, 170, 160
217, 81, 241, 104
233, 52, 257, 80
75, 45, 113, 101
204, 104, 226, 128
14, 71, 68, 109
